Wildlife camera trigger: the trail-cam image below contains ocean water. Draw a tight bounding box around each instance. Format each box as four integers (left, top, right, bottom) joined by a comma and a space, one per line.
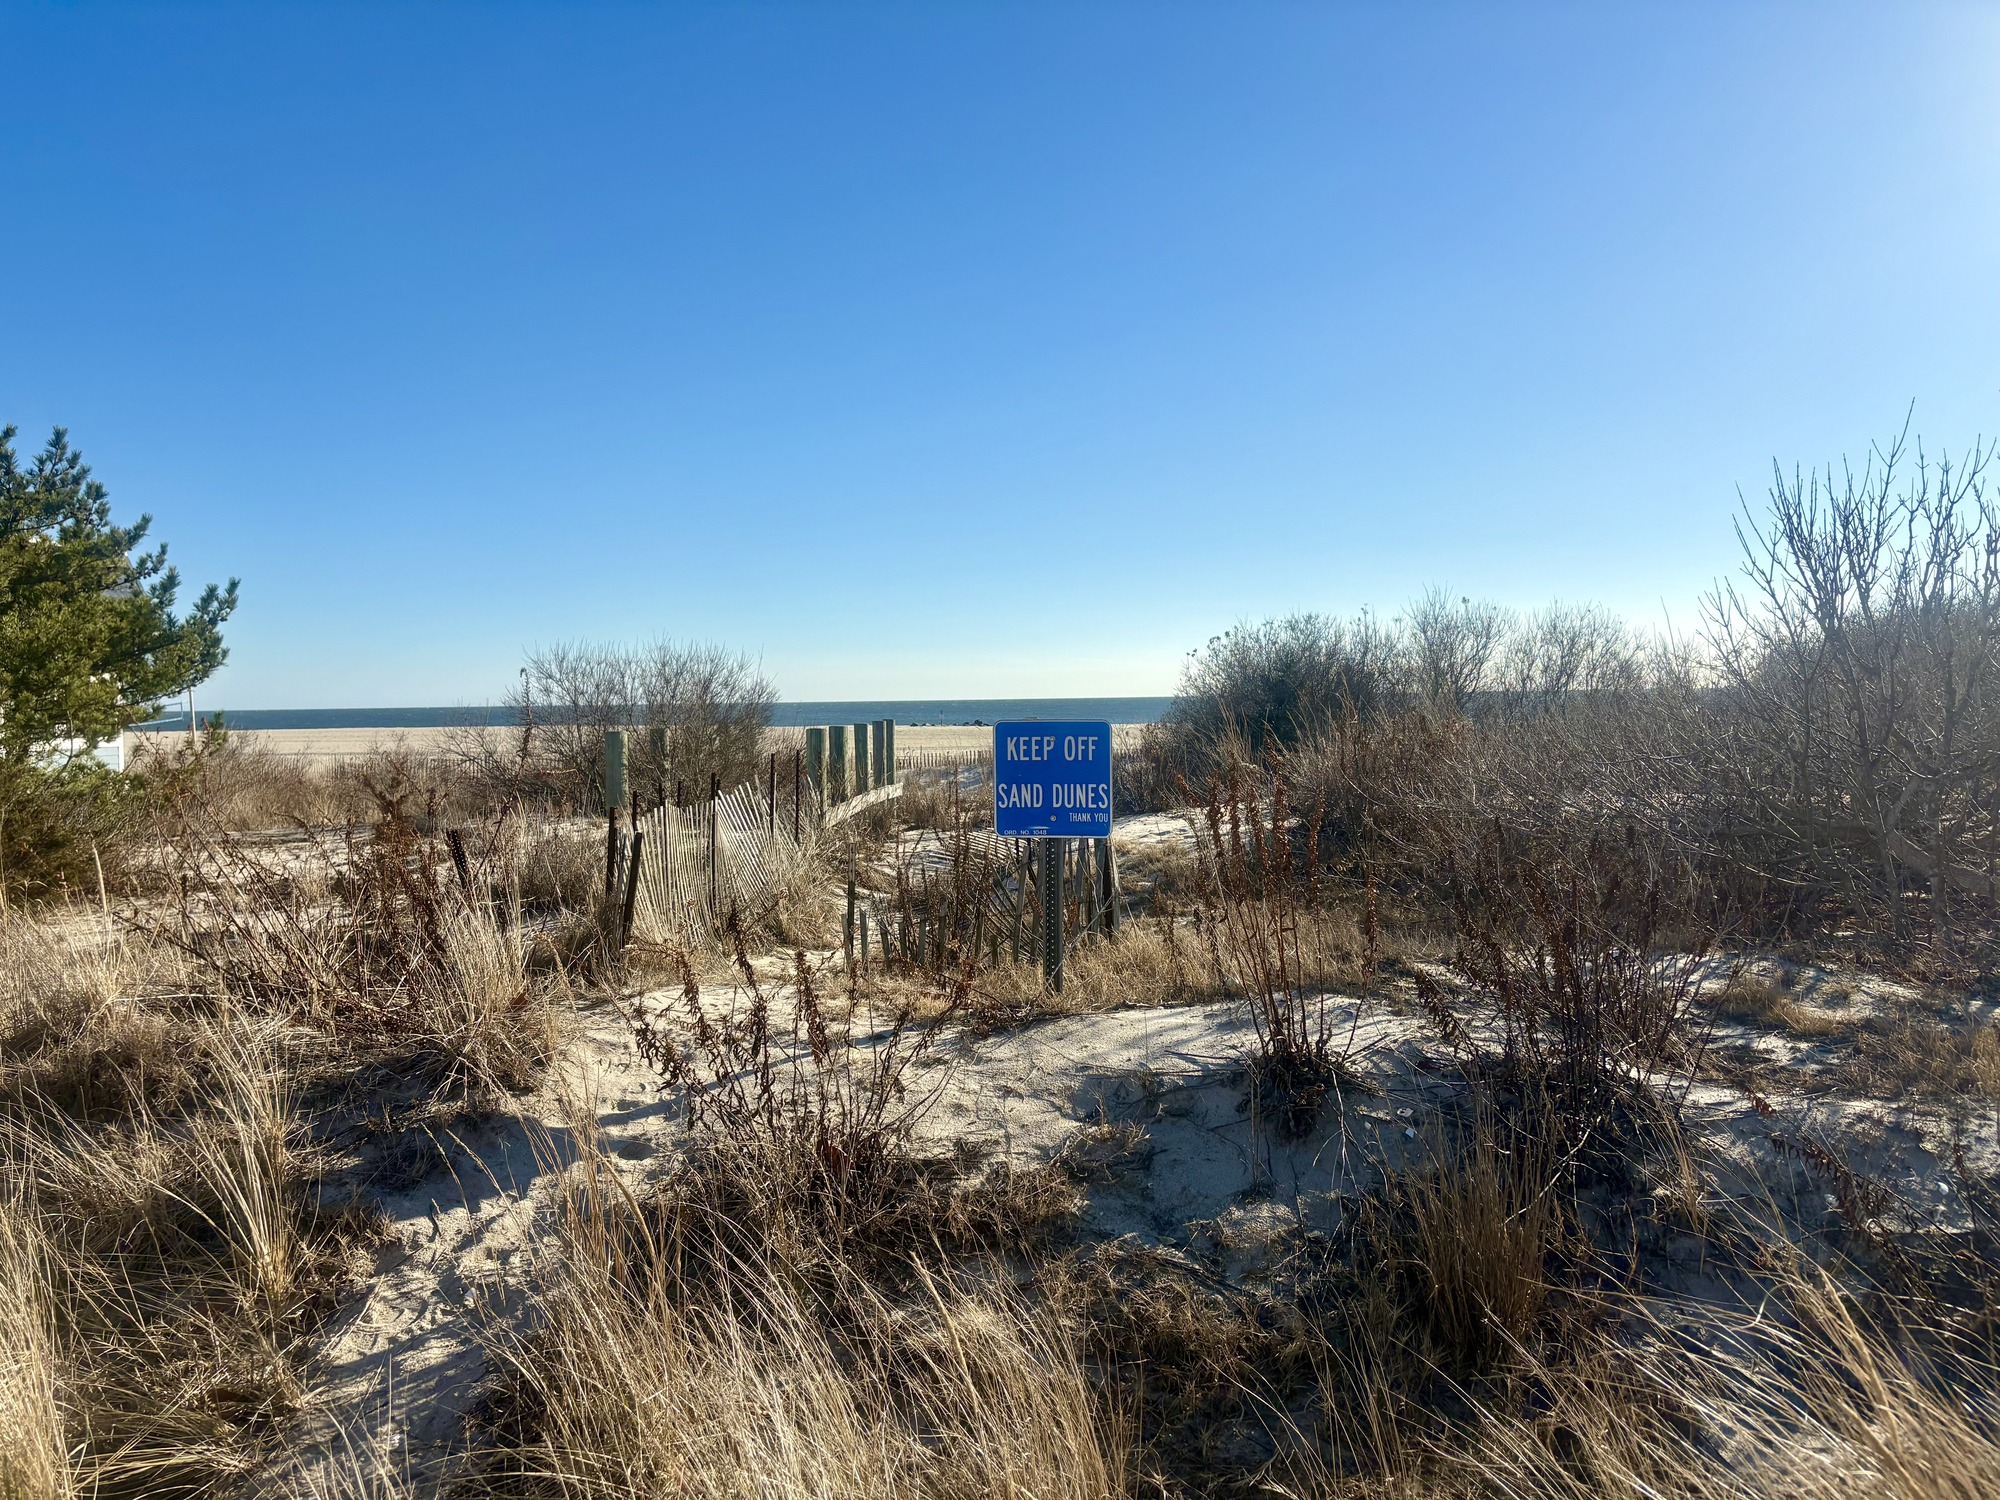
140, 697, 1173, 732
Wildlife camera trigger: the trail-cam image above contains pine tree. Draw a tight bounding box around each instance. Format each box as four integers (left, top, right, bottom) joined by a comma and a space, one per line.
0, 425, 237, 762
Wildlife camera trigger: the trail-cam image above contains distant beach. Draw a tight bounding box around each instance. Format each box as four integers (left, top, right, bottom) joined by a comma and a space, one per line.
128, 699, 1166, 763
139, 697, 1172, 734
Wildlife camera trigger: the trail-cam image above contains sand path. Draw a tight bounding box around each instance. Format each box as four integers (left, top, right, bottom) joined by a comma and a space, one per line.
259, 947, 2000, 1494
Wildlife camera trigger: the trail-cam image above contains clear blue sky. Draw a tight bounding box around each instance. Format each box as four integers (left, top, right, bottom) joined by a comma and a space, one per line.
4, 2, 1998, 707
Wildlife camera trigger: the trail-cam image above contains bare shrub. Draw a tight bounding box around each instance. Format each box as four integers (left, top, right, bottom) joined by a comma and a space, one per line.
1656, 416, 2000, 962
1494, 599, 1645, 714
143, 793, 561, 1098
631, 933, 958, 1258
1188, 760, 1362, 1135
1404, 585, 1510, 717
514, 639, 776, 809
1425, 824, 1713, 1154
1145, 612, 1400, 799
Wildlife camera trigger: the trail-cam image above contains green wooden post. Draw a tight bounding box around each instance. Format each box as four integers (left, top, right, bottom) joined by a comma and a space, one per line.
873, 719, 890, 786
603, 730, 627, 813
882, 718, 896, 783
804, 727, 827, 800
850, 722, 872, 795
827, 724, 850, 803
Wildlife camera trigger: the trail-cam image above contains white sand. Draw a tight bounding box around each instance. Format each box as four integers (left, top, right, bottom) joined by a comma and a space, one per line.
262, 942, 2000, 1491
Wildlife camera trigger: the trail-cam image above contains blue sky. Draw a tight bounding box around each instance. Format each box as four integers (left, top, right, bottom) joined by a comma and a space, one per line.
4, 2, 1998, 707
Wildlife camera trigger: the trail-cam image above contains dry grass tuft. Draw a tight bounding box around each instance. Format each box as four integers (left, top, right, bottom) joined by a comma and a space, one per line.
190, 1023, 300, 1320
971, 917, 1214, 1020
1827, 1007, 2000, 1102
474, 1137, 1125, 1500
1704, 969, 1850, 1038
140, 796, 565, 1103
1403, 1264, 2000, 1500
0, 1205, 71, 1500
1380, 1103, 1574, 1377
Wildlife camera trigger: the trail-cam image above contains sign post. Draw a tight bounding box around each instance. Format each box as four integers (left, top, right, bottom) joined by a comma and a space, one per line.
993, 720, 1113, 994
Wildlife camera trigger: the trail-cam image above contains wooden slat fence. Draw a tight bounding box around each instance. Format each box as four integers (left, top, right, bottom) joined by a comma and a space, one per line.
619, 727, 1110, 957
896, 746, 993, 776
630, 777, 824, 949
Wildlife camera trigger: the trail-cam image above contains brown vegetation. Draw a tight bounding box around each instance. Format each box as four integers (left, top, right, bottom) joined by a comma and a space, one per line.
7, 419, 2000, 1497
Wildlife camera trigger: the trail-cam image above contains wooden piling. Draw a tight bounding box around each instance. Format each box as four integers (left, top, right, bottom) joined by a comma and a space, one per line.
804, 726, 827, 800
844, 875, 856, 962
827, 725, 851, 802
603, 730, 627, 814
850, 722, 872, 795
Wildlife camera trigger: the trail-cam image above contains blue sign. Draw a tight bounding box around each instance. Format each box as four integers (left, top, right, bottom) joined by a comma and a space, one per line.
992, 720, 1113, 838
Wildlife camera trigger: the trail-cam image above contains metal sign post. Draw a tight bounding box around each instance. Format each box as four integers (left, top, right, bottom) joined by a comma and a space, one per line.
993, 720, 1113, 994
1042, 836, 1064, 992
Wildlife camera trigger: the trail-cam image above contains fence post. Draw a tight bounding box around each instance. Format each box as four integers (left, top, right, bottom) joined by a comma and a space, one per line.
884, 719, 897, 783
804, 727, 827, 802
648, 725, 666, 813
619, 830, 645, 952
604, 730, 627, 814
1080, 839, 1097, 935
850, 722, 873, 795
872, 719, 889, 787
827, 725, 850, 803
1041, 837, 1064, 994
845, 873, 857, 962
1011, 840, 1026, 962
708, 773, 719, 914
603, 811, 620, 909
1103, 837, 1119, 934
